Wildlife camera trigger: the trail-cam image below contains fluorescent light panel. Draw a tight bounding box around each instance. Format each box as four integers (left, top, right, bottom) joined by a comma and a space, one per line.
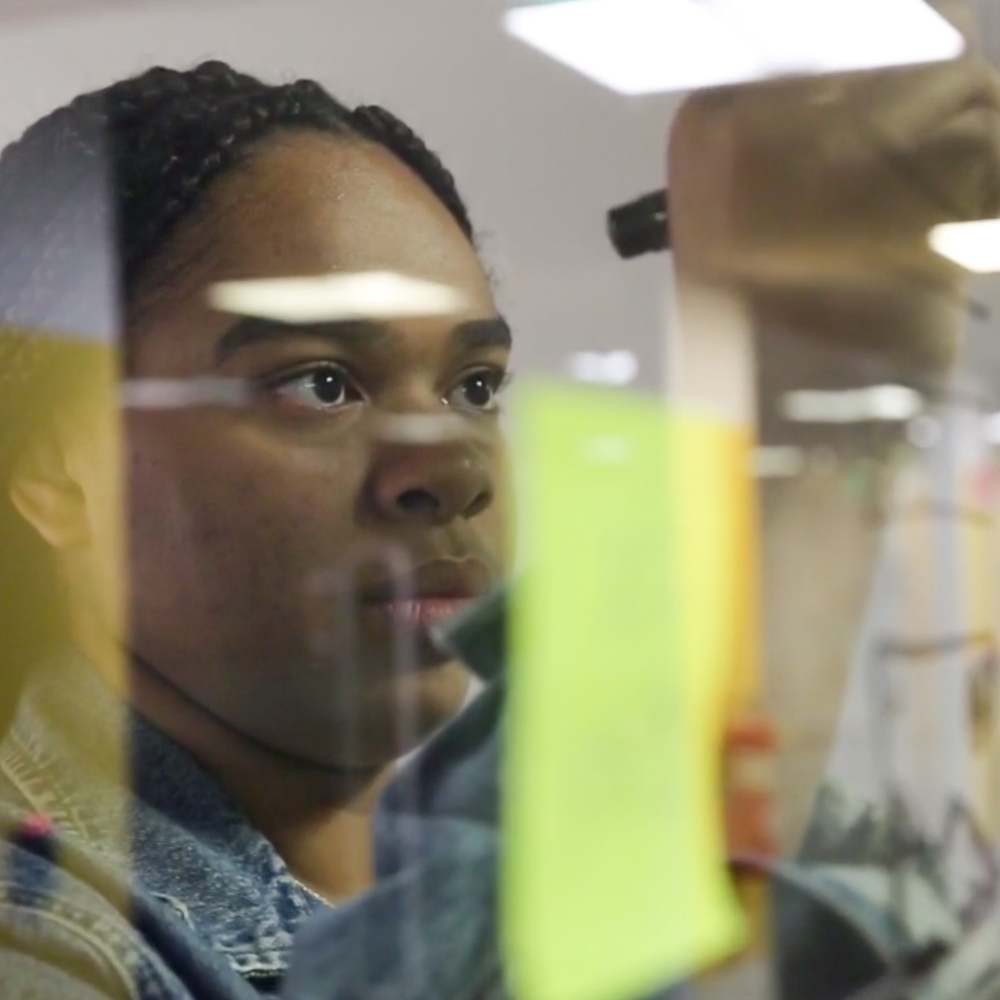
568, 350, 639, 385
929, 220, 1000, 273
120, 377, 251, 410
208, 271, 469, 324
782, 385, 922, 423
375, 413, 472, 444
504, 0, 964, 96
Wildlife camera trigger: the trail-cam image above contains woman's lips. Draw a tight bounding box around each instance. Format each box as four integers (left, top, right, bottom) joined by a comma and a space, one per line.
360, 597, 474, 631
356, 558, 493, 615
351, 558, 492, 652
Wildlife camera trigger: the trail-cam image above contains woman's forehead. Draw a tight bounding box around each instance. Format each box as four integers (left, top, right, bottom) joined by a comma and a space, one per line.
180, 132, 490, 290
127, 131, 496, 371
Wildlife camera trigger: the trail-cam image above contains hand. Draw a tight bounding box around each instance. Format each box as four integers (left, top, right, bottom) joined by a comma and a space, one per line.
668, 56, 1000, 379
669, 57, 1000, 289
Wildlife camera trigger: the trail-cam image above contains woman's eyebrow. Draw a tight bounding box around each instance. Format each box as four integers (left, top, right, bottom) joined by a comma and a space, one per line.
213, 314, 512, 366
214, 317, 391, 365
453, 316, 512, 352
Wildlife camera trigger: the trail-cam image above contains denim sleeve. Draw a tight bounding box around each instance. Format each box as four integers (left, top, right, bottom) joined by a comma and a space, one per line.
774, 779, 1000, 999
0, 849, 138, 1000
0, 947, 128, 999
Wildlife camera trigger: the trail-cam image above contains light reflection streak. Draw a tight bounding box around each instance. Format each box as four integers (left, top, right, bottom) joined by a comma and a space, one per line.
306, 542, 430, 994
122, 383, 493, 456
208, 271, 470, 324
373, 413, 479, 445
120, 377, 251, 410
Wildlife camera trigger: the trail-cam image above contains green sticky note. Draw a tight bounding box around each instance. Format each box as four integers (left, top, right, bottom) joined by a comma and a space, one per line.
503, 384, 747, 1000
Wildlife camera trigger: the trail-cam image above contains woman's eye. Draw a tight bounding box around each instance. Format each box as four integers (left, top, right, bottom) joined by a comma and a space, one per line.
268, 365, 363, 412
445, 369, 508, 413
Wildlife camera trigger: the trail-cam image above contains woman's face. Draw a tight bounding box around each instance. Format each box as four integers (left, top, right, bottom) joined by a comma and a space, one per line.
119, 130, 510, 768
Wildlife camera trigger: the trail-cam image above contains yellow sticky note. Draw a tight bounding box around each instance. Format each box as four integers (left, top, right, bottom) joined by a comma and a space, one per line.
504, 384, 748, 1000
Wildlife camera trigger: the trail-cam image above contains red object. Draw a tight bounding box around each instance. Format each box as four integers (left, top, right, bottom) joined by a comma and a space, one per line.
724, 718, 779, 859
18, 814, 54, 841
725, 718, 778, 752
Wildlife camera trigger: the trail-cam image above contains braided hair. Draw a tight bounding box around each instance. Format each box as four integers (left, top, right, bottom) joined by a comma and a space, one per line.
0, 60, 474, 332
0, 60, 478, 710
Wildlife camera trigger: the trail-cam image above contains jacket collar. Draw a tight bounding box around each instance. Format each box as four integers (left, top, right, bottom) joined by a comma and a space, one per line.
438, 586, 507, 684
0, 647, 330, 979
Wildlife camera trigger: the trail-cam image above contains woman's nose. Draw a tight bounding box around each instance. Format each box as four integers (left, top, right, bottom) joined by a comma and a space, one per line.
367, 446, 494, 526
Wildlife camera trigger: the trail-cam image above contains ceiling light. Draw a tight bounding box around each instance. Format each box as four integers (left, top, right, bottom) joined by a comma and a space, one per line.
208, 271, 469, 324
504, 0, 964, 96
568, 350, 639, 385
782, 385, 922, 423
929, 220, 1000, 274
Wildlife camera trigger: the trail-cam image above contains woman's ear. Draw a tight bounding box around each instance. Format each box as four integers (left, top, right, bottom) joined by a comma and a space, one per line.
8, 432, 90, 550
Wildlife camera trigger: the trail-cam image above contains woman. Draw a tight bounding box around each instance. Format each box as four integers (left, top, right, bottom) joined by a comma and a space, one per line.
0, 60, 511, 997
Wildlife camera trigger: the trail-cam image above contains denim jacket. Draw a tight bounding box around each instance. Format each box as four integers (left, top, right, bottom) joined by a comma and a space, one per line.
0, 642, 330, 998
0, 595, 512, 1000
0, 592, 993, 999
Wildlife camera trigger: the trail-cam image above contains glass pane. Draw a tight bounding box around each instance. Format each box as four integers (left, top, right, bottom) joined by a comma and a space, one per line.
1, 1, 1000, 998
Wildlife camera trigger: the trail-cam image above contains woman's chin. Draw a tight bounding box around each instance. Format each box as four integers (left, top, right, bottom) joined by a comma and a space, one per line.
271, 659, 473, 771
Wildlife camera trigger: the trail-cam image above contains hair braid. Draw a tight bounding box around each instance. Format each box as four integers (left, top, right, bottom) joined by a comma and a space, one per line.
0, 60, 476, 337
351, 105, 474, 241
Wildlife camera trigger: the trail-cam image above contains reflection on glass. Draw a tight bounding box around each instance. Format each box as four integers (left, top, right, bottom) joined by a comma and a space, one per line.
2, 0, 1000, 997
